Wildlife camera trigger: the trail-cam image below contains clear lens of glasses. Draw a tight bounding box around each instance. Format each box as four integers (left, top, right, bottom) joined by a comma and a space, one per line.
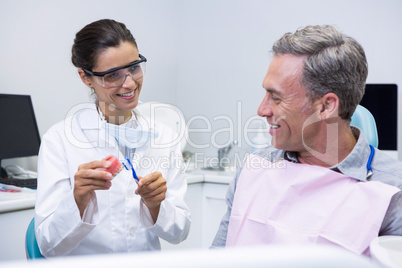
96, 62, 146, 88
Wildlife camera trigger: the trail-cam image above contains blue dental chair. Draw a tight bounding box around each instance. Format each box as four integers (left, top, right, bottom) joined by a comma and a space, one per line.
351, 104, 378, 148
25, 217, 44, 259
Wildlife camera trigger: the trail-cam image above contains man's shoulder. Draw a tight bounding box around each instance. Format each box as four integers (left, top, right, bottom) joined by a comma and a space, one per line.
373, 149, 402, 172
372, 149, 402, 188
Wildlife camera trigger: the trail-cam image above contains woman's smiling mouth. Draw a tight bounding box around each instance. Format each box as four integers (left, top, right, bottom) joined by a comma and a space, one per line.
117, 90, 135, 97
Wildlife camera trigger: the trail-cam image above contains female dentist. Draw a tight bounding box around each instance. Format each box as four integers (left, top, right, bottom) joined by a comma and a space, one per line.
34, 19, 190, 257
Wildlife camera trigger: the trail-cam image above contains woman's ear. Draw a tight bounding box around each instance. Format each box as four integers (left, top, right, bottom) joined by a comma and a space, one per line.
320, 92, 339, 120
78, 69, 93, 87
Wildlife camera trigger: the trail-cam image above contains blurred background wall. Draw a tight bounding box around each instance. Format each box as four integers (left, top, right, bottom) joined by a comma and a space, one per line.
1, 0, 401, 169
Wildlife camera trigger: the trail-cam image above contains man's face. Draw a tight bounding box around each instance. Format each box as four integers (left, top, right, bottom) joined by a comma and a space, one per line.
257, 54, 321, 152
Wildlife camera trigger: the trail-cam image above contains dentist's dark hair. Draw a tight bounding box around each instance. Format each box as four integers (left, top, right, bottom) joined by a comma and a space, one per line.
71, 19, 138, 72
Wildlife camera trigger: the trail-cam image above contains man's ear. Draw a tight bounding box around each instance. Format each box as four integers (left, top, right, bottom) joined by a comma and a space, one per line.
320, 92, 339, 120
78, 69, 92, 87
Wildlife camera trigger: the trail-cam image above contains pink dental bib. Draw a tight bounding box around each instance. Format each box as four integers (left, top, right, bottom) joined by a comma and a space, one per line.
226, 155, 399, 254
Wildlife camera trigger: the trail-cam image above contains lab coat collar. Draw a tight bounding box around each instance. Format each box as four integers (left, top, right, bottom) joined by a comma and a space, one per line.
74, 102, 148, 130
71, 102, 152, 151
72, 102, 102, 130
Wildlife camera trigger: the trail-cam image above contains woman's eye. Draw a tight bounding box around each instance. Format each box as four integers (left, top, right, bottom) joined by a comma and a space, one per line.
105, 71, 121, 81
129, 65, 139, 73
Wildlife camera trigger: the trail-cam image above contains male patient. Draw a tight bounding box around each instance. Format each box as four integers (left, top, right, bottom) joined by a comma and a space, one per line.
211, 25, 402, 255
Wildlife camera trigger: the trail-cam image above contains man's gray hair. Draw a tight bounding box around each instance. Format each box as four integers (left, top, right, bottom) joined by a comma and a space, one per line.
272, 25, 368, 120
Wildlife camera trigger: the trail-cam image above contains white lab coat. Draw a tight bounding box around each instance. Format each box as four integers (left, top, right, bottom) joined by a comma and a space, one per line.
35, 103, 191, 257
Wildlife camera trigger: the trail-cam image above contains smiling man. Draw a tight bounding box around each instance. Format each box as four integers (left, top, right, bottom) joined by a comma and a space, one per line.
211, 25, 402, 255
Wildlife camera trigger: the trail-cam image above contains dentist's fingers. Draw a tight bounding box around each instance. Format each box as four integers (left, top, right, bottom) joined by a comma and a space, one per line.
74, 160, 113, 217
78, 160, 112, 172
135, 172, 167, 209
136, 171, 162, 187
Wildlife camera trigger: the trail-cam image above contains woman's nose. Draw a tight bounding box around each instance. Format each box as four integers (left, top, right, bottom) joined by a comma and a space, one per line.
122, 73, 136, 88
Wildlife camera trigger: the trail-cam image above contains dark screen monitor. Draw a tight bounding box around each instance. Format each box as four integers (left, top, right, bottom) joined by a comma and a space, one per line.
360, 84, 398, 150
0, 94, 41, 164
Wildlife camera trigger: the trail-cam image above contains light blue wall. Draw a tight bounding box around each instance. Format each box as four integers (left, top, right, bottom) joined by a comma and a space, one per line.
0, 0, 182, 169
0, 0, 181, 136
1, 0, 401, 170
175, 0, 402, 160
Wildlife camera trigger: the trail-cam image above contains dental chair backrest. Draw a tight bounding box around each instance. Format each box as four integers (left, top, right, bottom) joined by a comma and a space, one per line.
350, 105, 379, 148
25, 218, 44, 259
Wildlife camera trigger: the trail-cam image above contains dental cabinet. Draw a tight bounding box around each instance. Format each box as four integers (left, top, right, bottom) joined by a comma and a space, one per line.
0, 189, 36, 261
0, 171, 232, 261
161, 171, 232, 250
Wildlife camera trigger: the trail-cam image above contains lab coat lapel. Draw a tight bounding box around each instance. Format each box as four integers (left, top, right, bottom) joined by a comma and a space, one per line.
75, 103, 155, 168
74, 103, 119, 152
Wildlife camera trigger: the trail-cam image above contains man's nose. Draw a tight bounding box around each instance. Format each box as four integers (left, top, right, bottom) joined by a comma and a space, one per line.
257, 94, 273, 117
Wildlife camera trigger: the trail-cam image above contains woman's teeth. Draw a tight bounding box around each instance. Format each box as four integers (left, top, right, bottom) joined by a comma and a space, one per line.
271, 124, 279, 129
118, 90, 134, 97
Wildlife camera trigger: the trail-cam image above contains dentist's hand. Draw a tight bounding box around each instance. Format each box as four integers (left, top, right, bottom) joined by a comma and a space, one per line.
74, 160, 113, 217
135, 171, 167, 223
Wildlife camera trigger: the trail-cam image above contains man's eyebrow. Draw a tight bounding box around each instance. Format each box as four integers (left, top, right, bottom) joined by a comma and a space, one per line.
263, 86, 283, 97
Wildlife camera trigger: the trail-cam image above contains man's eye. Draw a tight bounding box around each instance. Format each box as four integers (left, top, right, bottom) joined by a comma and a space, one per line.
268, 92, 280, 103
272, 96, 280, 102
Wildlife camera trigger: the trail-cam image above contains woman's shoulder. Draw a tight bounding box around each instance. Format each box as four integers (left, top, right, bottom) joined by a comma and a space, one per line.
44, 102, 97, 138
44, 119, 66, 137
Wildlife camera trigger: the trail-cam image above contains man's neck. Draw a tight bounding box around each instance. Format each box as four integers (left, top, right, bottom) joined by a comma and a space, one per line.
297, 124, 357, 168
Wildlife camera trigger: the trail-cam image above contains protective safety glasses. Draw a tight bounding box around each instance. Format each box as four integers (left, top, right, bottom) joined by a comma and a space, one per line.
83, 54, 147, 89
